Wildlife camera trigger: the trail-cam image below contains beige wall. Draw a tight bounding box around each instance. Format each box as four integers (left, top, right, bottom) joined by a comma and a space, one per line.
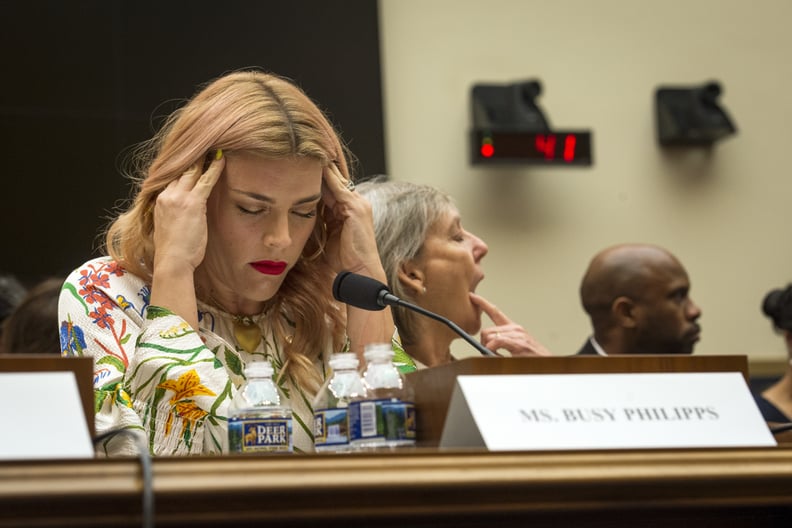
378, 0, 792, 365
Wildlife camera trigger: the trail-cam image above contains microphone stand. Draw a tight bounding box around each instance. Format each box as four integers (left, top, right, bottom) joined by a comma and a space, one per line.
380, 293, 497, 357
332, 271, 497, 358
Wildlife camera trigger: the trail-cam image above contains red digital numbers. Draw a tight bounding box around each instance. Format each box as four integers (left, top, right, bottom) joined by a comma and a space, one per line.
535, 134, 577, 162
563, 134, 576, 162
474, 130, 589, 165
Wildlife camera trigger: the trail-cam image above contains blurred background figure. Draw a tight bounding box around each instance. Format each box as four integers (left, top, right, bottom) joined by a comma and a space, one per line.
357, 177, 550, 372
0, 273, 27, 337
0, 277, 63, 355
754, 284, 792, 424
577, 243, 702, 356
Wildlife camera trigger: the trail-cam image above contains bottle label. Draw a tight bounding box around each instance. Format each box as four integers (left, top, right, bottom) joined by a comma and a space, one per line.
313, 408, 350, 448
349, 400, 384, 442
382, 400, 417, 443
228, 416, 293, 453
348, 399, 416, 444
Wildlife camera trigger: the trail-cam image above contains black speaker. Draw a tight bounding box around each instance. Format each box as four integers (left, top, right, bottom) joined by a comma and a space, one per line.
655, 81, 737, 146
471, 80, 551, 132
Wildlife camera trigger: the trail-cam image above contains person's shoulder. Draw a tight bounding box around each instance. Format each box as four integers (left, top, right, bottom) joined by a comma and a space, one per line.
576, 339, 598, 355
66, 256, 132, 278
753, 392, 790, 423
63, 256, 147, 296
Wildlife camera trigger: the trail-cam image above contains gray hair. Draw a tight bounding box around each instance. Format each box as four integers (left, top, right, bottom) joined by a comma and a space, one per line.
356, 177, 455, 345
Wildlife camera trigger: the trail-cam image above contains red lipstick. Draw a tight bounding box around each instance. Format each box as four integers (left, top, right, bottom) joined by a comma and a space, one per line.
250, 261, 287, 275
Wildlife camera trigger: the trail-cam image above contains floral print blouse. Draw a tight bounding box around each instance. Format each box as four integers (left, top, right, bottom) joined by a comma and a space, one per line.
59, 256, 330, 456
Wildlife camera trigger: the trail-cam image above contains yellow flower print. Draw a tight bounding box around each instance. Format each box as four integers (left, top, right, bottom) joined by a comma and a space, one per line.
160, 321, 192, 339
171, 401, 210, 438
112, 385, 133, 408
158, 369, 216, 403
157, 370, 216, 437
174, 400, 210, 421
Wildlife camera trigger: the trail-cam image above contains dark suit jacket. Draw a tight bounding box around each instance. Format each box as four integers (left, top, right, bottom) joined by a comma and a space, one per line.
753, 393, 789, 423
576, 339, 599, 356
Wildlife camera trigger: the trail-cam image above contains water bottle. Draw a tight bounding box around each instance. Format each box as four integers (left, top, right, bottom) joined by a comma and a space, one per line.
348, 343, 417, 449
227, 359, 293, 454
312, 352, 367, 452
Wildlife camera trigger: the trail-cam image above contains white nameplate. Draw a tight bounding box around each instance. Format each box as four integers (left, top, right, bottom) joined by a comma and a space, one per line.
440, 372, 776, 450
0, 372, 94, 459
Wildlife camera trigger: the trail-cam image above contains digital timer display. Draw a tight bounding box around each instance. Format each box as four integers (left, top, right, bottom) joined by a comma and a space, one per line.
471, 130, 593, 166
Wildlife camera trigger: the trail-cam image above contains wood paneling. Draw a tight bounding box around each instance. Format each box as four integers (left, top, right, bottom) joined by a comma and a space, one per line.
0, 354, 94, 434
1, 448, 791, 527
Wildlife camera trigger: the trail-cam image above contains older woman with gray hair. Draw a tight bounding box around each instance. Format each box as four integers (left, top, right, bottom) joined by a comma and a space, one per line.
356, 177, 550, 371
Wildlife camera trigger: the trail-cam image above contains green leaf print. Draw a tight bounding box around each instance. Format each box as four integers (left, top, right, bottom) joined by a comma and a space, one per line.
95, 390, 109, 414
183, 421, 193, 449
210, 380, 232, 415
97, 355, 126, 373
224, 347, 243, 377
146, 305, 174, 320
63, 282, 90, 315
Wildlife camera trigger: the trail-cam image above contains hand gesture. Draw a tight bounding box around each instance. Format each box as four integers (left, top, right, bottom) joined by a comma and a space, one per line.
153, 151, 225, 272
470, 292, 552, 357
321, 163, 384, 279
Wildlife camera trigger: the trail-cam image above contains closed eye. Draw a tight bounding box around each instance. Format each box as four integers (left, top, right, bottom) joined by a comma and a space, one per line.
292, 208, 317, 219
237, 205, 266, 215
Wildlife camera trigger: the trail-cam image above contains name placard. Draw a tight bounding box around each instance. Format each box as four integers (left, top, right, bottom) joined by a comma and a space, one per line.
0, 372, 94, 459
439, 372, 776, 450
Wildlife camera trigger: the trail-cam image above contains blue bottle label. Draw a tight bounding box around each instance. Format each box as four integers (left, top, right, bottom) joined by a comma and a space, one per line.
348, 399, 385, 443
348, 399, 417, 444
228, 417, 292, 453
313, 408, 350, 448
381, 400, 417, 442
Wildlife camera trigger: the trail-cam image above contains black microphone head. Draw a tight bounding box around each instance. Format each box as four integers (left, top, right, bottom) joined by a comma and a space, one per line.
332, 271, 390, 311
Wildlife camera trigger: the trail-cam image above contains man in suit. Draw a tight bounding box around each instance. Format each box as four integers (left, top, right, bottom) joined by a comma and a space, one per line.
577, 243, 702, 356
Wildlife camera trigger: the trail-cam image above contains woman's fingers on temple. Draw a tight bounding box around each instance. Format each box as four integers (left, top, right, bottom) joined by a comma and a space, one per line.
320, 180, 337, 210
177, 162, 202, 189
323, 162, 353, 195
195, 151, 225, 198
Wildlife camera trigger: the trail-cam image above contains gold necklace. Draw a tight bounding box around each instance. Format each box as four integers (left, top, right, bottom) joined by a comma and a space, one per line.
198, 288, 265, 355
232, 315, 262, 354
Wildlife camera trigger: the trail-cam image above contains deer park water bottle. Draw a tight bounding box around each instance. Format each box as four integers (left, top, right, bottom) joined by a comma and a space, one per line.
228, 359, 293, 454
348, 343, 417, 449
312, 352, 367, 452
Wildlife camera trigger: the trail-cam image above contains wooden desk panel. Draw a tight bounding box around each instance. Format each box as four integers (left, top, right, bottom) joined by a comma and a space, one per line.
0, 355, 94, 435
0, 448, 791, 527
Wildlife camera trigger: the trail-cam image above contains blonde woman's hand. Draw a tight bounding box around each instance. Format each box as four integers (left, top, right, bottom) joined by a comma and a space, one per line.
470, 292, 552, 357
321, 163, 385, 280
153, 151, 225, 273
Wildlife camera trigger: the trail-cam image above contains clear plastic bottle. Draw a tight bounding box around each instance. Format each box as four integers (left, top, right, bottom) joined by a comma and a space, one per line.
312, 352, 367, 453
227, 359, 293, 454
348, 343, 417, 450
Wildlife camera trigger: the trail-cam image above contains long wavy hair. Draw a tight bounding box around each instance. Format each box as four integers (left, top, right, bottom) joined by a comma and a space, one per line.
104, 70, 351, 392
356, 178, 454, 346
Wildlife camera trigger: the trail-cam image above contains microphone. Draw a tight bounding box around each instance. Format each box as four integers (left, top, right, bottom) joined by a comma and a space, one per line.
332, 271, 496, 357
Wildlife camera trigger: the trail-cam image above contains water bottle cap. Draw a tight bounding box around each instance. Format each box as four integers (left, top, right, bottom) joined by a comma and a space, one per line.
244, 359, 273, 378
363, 343, 394, 362
329, 352, 359, 370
